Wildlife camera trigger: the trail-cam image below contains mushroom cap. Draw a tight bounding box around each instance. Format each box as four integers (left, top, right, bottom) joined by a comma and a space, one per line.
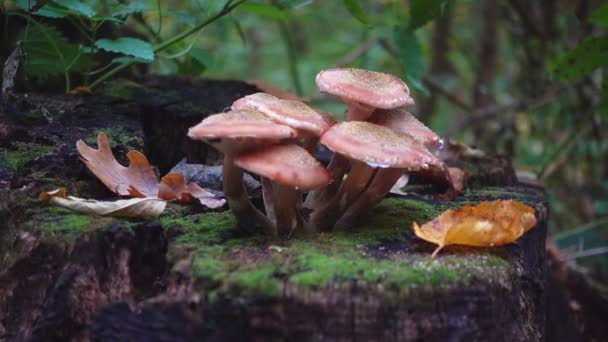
188, 110, 297, 155
320, 121, 440, 170
233, 92, 333, 136
234, 144, 331, 191
315, 68, 414, 109
369, 108, 440, 147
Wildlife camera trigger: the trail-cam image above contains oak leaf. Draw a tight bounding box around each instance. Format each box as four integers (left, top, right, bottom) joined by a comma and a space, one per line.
40, 188, 166, 218
76, 132, 224, 208
413, 200, 537, 257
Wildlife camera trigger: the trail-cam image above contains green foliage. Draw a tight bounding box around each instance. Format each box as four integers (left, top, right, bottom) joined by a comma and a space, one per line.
590, 3, 608, 28
95, 38, 155, 61
393, 26, 427, 94
21, 22, 89, 81
238, 3, 289, 20
408, 0, 447, 30
343, 0, 369, 25
552, 35, 608, 81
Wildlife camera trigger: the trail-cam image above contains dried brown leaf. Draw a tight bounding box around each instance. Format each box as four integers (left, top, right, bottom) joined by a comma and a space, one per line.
77, 133, 224, 209
413, 200, 537, 257
159, 173, 225, 208
40, 188, 166, 218
76, 133, 158, 197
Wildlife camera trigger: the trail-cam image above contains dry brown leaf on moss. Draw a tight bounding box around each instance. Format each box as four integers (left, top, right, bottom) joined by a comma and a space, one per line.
77, 132, 159, 197
159, 173, 225, 208
40, 188, 166, 218
76, 133, 224, 208
413, 200, 537, 257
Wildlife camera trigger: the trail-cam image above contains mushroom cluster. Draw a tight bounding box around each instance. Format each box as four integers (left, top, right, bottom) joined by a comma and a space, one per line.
188, 68, 452, 237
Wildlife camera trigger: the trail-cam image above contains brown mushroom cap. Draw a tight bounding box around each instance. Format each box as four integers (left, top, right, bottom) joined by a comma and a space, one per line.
315, 68, 414, 109
320, 121, 440, 170
369, 108, 440, 147
233, 92, 333, 136
188, 110, 297, 155
234, 144, 331, 191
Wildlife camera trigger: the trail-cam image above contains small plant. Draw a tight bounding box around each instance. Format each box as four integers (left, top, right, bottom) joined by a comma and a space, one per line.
9, 0, 247, 92
189, 67, 455, 237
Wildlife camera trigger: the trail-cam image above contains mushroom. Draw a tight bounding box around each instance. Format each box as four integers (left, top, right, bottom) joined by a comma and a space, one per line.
188, 110, 297, 236
311, 121, 439, 230
334, 109, 449, 229
232, 92, 336, 219
315, 68, 414, 121
235, 144, 331, 236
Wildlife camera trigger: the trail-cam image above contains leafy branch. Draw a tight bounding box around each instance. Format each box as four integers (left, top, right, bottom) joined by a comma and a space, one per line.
89, 0, 248, 89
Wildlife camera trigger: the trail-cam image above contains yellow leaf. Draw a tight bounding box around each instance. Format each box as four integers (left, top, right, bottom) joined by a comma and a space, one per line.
40, 188, 167, 218
413, 200, 537, 257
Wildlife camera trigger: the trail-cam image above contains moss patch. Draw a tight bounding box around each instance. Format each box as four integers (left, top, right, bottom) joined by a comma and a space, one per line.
0, 142, 53, 171
173, 196, 517, 299
24, 206, 127, 240
86, 126, 136, 146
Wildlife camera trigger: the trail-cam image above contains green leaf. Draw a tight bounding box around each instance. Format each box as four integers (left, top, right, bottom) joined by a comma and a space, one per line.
95, 38, 155, 61
53, 0, 96, 17
408, 0, 447, 30
552, 36, 608, 81
275, 0, 314, 10
112, 56, 153, 65
393, 26, 427, 94
591, 3, 608, 28
22, 22, 90, 79
16, 0, 67, 18
189, 48, 214, 69
343, 0, 369, 25
238, 3, 289, 20
111, 1, 148, 17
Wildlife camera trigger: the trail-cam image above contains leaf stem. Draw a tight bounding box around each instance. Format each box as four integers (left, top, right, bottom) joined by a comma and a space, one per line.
89, 0, 247, 89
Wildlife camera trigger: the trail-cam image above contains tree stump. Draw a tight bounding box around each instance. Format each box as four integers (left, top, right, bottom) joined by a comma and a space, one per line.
0, 76, 547, 341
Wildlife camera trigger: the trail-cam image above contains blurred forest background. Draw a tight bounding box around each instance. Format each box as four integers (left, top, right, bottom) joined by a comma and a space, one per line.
1, 0, 607, 282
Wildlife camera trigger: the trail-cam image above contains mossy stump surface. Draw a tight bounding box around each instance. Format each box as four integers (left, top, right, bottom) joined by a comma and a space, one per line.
0, 76, 547, 341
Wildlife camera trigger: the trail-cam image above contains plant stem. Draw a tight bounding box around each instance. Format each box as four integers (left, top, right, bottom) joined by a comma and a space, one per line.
89, 0, 247, 89
278, 19, 303, 95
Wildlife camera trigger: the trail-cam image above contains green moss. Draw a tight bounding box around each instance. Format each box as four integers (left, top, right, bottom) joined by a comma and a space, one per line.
86, 126, 135, 146
184, 197, 515, 298
0, 142, 53, 171
26, 206, 121, 239
161, 210, 240, 245
102, 79, 143, 100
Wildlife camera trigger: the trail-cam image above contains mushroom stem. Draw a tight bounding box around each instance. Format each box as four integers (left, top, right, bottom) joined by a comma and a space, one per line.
344, 99, 374, 121
261, 177, 276, 222
273, 184, 299, 237
310, 160, 375, 230
223, 157, 277, 236
334, 168, 405, 230
303, 153, 349, 210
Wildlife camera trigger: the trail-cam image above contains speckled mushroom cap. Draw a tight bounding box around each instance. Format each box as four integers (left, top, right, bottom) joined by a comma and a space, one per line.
320, 121, 440, 170
369, 108, 440, 147
232, 92, 333, 136
315, 68, 414, 109
188, 110, 297, 155
234, 144, 331, 191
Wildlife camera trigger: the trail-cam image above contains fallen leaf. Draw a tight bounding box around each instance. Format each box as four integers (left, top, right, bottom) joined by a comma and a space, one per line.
77, 133, 158, 197
413, 200, 537, 257
159, 173, 225, 208
40, 188, 166, 218
77, 133, 224, 208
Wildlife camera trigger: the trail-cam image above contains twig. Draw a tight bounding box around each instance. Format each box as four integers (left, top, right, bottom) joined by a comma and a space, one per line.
561, 246, 608, 261
278, 20, 303, 95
